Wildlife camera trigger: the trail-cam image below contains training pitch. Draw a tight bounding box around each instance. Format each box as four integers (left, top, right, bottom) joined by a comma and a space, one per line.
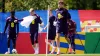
0, 54, 100, 56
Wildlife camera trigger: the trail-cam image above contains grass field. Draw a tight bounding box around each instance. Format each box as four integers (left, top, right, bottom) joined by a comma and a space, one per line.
0, 54, 100, 56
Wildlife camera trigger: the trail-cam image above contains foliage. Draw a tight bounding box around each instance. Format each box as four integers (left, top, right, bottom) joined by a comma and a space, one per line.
0, 0, 100, 12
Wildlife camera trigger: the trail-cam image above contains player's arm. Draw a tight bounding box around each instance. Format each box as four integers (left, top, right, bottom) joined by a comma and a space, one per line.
38, 16, 44, 27
67, 12, 71, 19
64, 10, 71, 19
18, 19, 23, 22
4, 19, 9, 33
44, 24, 48, 30
74, 23, 76, 30
53, 17, 57, 26
16, 22, 19, 36
70, 22, 76, 31
44, 20, 50, 30
73, 22, 77, 33
14, 19, 23, 23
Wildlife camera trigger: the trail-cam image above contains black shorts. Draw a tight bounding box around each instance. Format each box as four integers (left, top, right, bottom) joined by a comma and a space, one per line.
7, 33, 17, 48
30, 31, 38, 45
48, 28, 56, 40
8, 33, 16, 40
56, 25, 68, 35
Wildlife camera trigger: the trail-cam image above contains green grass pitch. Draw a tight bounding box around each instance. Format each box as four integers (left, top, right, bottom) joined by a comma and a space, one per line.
0, 54, 100, 56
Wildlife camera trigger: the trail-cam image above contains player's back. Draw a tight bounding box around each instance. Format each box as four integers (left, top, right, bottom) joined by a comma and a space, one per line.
69, 19, 76, 28
68, 19, 76, 33
49, 15, 56, 29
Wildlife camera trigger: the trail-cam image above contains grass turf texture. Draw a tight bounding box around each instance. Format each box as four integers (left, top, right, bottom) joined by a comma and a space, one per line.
0, 54, 100, 56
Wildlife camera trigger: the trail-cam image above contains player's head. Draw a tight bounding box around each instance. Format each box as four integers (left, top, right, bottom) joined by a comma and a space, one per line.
48, 8, 53, 16
29, 8, 35, 16
10, 10, 15, 17
58, 0, 64, 8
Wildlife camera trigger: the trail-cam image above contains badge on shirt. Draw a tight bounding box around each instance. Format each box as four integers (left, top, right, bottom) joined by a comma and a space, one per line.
32, 20, 35, 24
11, 22, 14, 28
58, 13, 63, 19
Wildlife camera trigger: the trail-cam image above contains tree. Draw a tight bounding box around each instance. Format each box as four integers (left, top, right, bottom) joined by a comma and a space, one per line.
0, 0, 2, 11
0, 0, 100, 12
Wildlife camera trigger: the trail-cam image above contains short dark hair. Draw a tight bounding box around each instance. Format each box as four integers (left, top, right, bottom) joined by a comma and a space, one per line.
58, 2, 64, 4
10, 10, 15, 15
58, 0, 64, 4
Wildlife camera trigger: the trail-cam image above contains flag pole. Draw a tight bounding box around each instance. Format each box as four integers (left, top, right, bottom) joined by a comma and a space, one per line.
46, 5, 49, 56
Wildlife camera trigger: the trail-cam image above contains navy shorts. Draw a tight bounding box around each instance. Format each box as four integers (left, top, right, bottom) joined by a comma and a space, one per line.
8, 33, 17, 48
56, 25, 68, 36
30, 31, 38, 45
8, 33, 16, 39
48, 28, 56, 40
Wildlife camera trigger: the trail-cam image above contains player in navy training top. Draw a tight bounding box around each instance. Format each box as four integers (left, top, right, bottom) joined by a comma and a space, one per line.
44, 8, 56, 54
55, 0, 71, 54
29, 8, 43, 54
4, 10, 19, 54
67, 18, 76, 54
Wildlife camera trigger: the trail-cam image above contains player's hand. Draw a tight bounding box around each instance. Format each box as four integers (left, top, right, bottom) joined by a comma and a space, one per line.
16, 33, 19, 37
14, 20, 18, 23
45, 39, 47, 43
43, 28, 45, 30
43, 27, 46, 30
40, 23, 44, 27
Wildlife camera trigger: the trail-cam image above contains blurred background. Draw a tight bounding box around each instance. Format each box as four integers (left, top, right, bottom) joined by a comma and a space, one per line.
0, 0, 100, 54
0, 0, 100, 12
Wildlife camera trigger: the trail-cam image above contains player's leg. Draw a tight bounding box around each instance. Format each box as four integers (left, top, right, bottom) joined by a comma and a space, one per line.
66, 34, 72, 54
34, 32, 39, 54
56, 33, 60, 54
45, 39, 56, 54
49, 30, 56, 54
63, 28, 71, 53
12, 34, 17, 54
65, 34, 71, 44
56, 26, 61, 55
71, 34, 75, 54
45, 38, 56, 54
5, 35, 10, 54
50, 40, 56, 54
63, 26, 71, 44
30, 33, 36, 54
45, 39, 52, 48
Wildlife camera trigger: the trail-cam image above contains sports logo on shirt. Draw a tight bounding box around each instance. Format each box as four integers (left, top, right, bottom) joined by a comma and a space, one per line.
11, 22, 14, 28
58, 13, 63, 19
32, 20, 35, 24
